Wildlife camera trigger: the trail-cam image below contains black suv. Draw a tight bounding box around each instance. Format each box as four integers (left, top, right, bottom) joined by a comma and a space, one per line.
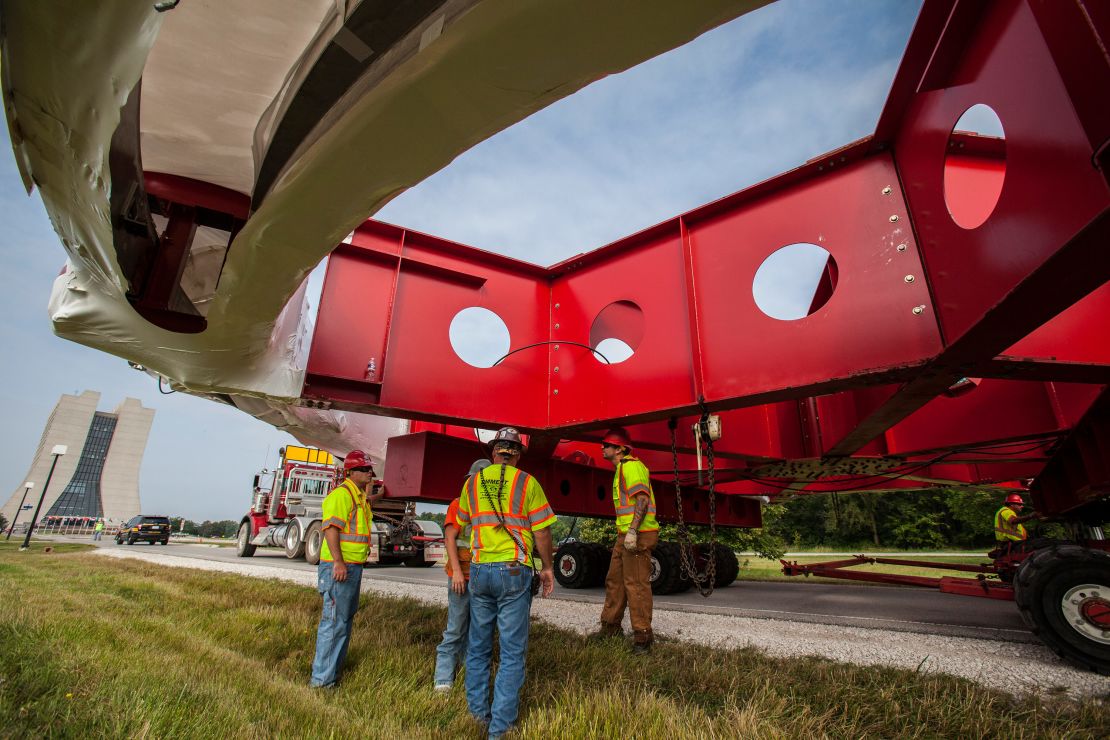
116, 515, 171, 545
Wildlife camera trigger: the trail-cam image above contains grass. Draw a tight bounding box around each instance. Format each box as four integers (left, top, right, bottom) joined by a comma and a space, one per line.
0, 542, 1106, 739
738, 554, 995, 585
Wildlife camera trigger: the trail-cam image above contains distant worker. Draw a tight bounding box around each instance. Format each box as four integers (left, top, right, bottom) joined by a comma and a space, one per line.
589, 427, 660, 654
92, 518, 104, 541
309, 449, 386, 688
433, 458, 490, 693
994, 493, 1037, 543
456, 427, 555, 739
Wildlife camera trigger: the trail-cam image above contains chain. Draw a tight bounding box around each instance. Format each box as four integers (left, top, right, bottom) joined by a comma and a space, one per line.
670, 414, 716, 597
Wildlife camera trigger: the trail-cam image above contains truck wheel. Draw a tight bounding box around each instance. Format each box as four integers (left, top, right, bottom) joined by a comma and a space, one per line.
284, 521, 305, 559
650, 543, 679, 595
236, 521, 256, 558
713, 543, 740, 588
555, 542, 592, 588
1014, 544, 1110, 674
127, 535, 136, 546
304, 522, 323, 566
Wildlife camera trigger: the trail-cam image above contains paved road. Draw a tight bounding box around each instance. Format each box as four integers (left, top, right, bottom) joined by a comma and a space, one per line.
78, 537, 1035, 643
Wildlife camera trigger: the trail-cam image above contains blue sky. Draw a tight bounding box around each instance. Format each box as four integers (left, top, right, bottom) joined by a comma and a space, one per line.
0, 0, 921, 520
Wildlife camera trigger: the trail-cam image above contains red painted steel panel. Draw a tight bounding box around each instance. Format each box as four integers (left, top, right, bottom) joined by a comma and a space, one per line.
691, 156, 941, 401
1002, 283, 1110, 366
377, 231, 551, 429
895, 0, 1110, 345
548, 226, 697, 425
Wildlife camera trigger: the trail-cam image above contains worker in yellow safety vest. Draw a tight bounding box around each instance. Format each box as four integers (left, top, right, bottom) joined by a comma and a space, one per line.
589, 426, 660, 654
994, 493, 1037, 542
455, 426, 555, 738
309, 449, 386, 688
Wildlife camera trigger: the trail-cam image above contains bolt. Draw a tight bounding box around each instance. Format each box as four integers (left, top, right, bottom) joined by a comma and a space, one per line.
554, 323, 560, 330
1072, 599, 1082, 605
912, 305, 925, 315
897, 243, 907, 252
904, 275, 915, 283
553, 389, 559, 395
882, 187, 892, 195
553, 366, 560, 373
889, 215, 899, 222
554, 303, 560, 309
554, 344, 559, 351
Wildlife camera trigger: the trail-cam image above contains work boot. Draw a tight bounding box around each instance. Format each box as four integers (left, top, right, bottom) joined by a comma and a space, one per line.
631, 642, 652, 656
631, 629, 653, 655
586, 622, 624, 641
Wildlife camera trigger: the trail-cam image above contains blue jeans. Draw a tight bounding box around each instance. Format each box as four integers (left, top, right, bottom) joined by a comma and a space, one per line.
310, 562, 363, 687
465, 562, 534, 737
434, 581, 471, 686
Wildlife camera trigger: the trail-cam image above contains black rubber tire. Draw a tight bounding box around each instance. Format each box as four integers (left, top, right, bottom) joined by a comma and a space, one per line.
1013, 544, 1110, 674
115, 536, 122, 545
555, 542, 592, 588
585, 542, 611, 587
284, 521, 305, 560
127, 535, 136, 546
713, 543, 740, 588
160, 539, 169, 546
403, 555, 437, 568
650, 542, 679, 595
235, 521, 256, 558
304, 522, 323, 566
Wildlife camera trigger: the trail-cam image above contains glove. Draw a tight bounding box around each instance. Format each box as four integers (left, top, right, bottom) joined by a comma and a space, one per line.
623, 529, 638, 551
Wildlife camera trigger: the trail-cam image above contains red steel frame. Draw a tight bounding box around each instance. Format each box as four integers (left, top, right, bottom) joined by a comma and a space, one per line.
141, 1, 1110, 522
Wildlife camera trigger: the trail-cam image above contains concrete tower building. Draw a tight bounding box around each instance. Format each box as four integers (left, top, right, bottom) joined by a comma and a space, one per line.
2, 391, 154, 525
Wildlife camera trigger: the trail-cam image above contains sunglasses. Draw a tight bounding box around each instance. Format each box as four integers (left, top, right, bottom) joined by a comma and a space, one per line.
601, 443, 621, 450
350, 466, 374, 473
493, 445, 522, 455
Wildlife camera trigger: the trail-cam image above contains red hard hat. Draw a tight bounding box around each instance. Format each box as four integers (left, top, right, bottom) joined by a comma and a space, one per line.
343, 450, 374, 474
602, 427, 632, 449
1005, 493, 1025, 505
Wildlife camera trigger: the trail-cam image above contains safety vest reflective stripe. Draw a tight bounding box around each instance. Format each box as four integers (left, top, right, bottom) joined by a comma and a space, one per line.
614, 458, 659, 532
323, 516, 346, 530
339, 533, 370, 543
470, 513, 531, 528
322, 479, 372, 562
466, 465, 536, 563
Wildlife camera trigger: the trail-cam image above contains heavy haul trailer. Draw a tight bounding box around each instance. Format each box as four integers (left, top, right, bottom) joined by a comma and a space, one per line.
236, 445, 444, 567
6, 0, 1110, 674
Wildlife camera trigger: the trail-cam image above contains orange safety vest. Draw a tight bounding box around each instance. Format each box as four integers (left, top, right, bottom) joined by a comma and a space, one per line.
320, 479, 372, 563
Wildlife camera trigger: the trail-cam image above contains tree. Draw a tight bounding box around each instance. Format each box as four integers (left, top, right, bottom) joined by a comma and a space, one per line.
0, 513, 7, 533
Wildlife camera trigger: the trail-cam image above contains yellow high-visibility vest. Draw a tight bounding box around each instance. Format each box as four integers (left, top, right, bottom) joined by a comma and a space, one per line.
994, 506, 1027, 542
456, 464, 555, 567
613, 457, 659, 533
320, 479, 372, 563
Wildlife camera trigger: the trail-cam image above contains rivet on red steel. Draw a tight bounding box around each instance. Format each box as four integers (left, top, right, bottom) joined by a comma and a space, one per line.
897, 243, 907, 252
912, 305, 925, 315
554, 323, 560, 330
882, 187, 892, 195
905, 275, 915, 283
889, 215, 899, 222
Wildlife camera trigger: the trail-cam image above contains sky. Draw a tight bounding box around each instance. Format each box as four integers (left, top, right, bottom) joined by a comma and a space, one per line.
0, 0, 923, 521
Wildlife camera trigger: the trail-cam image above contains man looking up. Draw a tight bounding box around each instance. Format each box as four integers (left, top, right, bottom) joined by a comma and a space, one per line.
456, 427, 556, 740
590, 427, 660, 654
309, 450, 386, 688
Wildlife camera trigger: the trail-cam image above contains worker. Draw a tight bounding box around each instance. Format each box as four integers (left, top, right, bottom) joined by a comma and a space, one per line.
92, 518, 104, 541
994, 492, 1036, 543
456, 427, 555, 740
309, 449, 386, 688
589, 427, 660, 654
434, 458, 490, 693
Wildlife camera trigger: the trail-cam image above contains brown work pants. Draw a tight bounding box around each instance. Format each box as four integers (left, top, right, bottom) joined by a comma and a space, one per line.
599, 530, 659, 643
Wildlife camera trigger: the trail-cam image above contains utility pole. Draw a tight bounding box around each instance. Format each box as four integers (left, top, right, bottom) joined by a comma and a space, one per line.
20, 445, 67, 551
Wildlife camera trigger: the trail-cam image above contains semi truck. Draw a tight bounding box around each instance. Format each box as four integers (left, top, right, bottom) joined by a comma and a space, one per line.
235, 445, 444, 567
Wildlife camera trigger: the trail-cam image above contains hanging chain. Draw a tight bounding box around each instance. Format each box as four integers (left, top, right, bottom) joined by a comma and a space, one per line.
670, 411, 717, 597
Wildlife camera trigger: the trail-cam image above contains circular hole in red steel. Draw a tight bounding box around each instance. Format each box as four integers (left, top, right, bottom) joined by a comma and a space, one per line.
944, 103, 1006, 230
449, 307, 510, 368
753, 243, 838, 321
590, 300, 643, 364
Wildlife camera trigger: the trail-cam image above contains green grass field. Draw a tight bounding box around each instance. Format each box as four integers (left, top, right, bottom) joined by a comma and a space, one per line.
0, 542, 1106, 738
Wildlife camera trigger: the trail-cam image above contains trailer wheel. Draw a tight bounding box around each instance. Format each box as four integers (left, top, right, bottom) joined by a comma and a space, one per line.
236, 521, 256, 558
1014, 544, 1110, 675
304, 522, 323, 565
284, 521, 305, 560
555, 542, 592, 588
650, 543, 679, 595
585, 542, 611, 587
713, 543, 740, 588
